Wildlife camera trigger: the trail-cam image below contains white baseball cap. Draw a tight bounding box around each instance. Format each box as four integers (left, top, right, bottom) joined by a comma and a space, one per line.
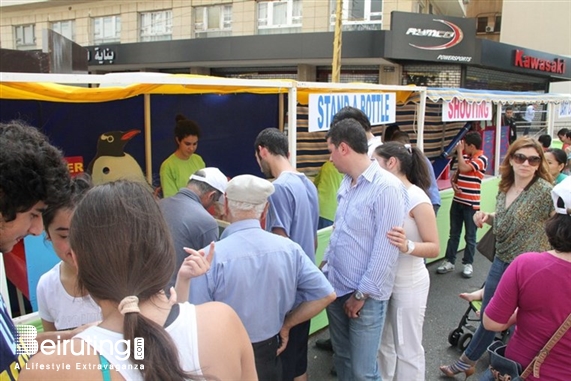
225, 175, 274, 205
552, 176, 571, 215
190, 167, 228, 201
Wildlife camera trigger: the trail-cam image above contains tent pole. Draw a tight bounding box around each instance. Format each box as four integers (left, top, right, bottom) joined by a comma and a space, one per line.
289, 87, 298, 168
279, 93, 284, 132
144, 94, 152, 185
547, 102, 555, 137
494, 103, 502, 177
417, 89, 427, 151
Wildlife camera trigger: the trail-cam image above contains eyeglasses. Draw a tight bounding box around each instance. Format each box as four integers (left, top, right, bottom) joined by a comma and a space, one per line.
512, 153, 541, 166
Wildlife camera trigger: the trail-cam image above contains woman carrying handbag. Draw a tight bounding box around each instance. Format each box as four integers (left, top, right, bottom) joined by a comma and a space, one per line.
481, 176, 571, 381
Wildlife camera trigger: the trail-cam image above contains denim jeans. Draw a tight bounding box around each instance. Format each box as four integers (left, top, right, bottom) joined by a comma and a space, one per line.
327, 294, 387, 381
465, 257, 511, 362
444, 201, 477, 265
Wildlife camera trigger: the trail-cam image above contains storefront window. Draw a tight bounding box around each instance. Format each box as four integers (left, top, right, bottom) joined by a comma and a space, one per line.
330, 0, 383, 31
465, 67, 547, 92
140, 10, 172, 42
258, 0, 302, 30
93, 15, 121, 44
194, 5, 232, 38
14, 24, 35, 49
51, 20, 75, 41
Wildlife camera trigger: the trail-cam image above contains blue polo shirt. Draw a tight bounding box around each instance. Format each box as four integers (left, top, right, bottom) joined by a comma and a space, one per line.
189, 219, 333, 343
266, 172, 319, 263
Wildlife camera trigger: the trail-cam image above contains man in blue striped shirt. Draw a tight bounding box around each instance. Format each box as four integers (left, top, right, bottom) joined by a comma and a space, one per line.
322, 118, 408, 381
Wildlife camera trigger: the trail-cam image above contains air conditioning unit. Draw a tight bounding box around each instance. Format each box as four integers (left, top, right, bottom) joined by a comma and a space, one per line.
485, 25, 494, 33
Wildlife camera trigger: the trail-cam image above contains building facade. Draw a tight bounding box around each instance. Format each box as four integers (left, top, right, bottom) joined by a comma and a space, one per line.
0, 0, 569, 91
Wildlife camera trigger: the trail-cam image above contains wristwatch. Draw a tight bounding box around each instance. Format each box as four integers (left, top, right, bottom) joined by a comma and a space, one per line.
354, 290, 367, 301
404, 239, 415, 255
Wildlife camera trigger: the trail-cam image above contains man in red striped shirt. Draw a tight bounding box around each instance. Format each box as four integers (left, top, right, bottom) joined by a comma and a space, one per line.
437, 131, 488, 278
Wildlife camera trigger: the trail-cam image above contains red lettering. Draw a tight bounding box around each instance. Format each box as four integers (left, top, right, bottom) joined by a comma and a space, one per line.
514, 49, 566, 74
448, 100, 454, 119
514, 50, 524, 67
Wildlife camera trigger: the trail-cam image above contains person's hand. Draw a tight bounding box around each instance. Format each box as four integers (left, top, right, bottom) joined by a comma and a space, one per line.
456, 140, 465, 154
344, 295, 365, 319
276, 326, 290, 356
473, 211, 490, 228
178, 242, 215, 281
168, 287, 178, 306
387, 226, 408, 252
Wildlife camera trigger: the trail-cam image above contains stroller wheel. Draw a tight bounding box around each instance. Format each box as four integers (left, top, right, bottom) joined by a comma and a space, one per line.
457, 332, 473, 351
448, 328, 462, 346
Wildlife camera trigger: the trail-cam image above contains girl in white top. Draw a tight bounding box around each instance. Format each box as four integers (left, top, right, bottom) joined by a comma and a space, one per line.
21, 180, 257, 381
373, 142, 440, 381
37, 175, 101, 331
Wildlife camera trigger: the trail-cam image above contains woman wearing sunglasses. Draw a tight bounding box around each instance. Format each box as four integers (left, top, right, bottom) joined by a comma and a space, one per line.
441, 137, 553, 378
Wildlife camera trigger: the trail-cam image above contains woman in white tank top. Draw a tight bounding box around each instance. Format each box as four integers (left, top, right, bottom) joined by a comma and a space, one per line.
20, 180, 257, 381
373, 141, 440, 381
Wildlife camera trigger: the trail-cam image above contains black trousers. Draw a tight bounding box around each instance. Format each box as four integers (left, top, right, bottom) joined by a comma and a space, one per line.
252, 335, 282, 381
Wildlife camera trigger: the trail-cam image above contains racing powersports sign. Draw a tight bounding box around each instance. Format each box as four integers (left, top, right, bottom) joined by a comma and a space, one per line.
386, 12, 477, 63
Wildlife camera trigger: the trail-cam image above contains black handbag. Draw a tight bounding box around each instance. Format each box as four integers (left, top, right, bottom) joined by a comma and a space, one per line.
477, 228, 496, 262
487, 312, 571, 380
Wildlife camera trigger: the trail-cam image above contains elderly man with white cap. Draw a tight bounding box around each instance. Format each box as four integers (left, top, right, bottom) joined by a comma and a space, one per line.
160, 167, 228, 289
189, 174, 336, 381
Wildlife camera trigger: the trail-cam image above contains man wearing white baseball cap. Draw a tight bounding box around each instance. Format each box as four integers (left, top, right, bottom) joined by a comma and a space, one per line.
160, 167, 228, 289
190, 174, 335, 381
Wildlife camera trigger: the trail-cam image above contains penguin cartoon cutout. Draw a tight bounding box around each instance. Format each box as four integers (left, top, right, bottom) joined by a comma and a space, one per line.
87, 130, 148, 186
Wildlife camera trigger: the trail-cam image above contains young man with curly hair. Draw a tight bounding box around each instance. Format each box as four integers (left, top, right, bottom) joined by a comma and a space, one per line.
0, 121, 72, 380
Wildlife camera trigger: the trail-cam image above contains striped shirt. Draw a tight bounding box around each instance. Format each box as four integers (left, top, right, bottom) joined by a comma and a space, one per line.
323, 160, 408, 301
454, 150, 487, 209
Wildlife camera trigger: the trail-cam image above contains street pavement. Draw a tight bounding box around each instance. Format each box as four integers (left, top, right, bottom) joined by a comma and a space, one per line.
307, 251, 492, 380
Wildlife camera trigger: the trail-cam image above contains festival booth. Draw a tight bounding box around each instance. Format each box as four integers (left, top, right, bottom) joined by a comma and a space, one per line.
413, 88, 571, 264
0, 73, 427, 335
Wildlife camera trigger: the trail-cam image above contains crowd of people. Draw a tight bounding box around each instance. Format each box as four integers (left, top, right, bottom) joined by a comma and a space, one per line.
1, 109, 571, 381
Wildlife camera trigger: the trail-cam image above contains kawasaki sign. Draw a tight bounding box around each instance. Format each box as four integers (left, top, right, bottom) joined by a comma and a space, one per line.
513, 49, 566, 74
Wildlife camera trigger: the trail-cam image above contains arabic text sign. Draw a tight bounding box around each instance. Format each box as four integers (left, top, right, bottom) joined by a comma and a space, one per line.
442, 98, 492, 122
559, 102, 571, 118
308, 93, 396, 132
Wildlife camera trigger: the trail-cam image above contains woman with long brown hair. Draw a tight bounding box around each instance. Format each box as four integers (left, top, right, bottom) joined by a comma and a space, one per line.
440, 137, 553, 378
21, 180, 257, 381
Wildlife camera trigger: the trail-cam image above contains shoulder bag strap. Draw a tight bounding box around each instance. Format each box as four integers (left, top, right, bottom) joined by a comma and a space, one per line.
520, 312, 571, 379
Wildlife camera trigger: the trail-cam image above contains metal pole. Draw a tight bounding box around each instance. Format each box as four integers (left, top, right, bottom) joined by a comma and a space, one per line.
331, 0, 343, 83
144, 94, 152, 184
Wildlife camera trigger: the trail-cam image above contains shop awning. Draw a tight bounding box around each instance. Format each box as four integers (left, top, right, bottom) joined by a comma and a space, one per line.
425, 87, 571, 104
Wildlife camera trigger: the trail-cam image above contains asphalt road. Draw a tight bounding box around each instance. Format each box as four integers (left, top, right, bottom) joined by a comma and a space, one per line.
307, 252, 493, 381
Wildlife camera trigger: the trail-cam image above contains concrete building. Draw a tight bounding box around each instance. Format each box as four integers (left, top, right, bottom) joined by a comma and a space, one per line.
0, 0, 569, 90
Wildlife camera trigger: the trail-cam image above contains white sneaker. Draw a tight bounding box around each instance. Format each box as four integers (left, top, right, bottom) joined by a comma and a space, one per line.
462, 264, 474, 278
437, 261, 455, 274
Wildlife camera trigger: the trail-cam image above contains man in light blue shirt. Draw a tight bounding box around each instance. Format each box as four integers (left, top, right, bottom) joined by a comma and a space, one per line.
189, 174, 335, 381
322, 118, 408, 381
255, 127, 319, 381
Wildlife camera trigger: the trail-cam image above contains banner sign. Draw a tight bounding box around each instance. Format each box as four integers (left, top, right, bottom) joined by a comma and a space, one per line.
442, 98, 492, 122
308, 92, 396, 132
558, 102, 571, 118
65, 156, 84, 176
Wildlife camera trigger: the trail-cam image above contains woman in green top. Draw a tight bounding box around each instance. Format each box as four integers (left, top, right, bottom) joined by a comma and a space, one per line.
545, 148, 568, 185
160, 114, 206, 198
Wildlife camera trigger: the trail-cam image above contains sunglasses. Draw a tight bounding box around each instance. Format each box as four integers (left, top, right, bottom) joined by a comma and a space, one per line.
512, 153, 541, 166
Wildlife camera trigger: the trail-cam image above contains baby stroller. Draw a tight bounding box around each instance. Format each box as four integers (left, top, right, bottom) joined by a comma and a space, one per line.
447, 290, 510, 351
